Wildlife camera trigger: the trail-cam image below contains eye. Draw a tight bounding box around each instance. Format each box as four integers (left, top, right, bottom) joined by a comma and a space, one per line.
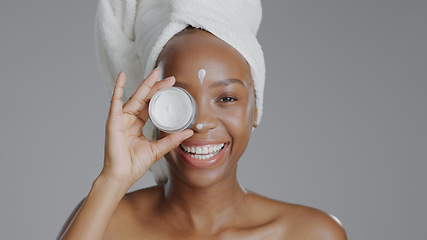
219, 96, 237, 102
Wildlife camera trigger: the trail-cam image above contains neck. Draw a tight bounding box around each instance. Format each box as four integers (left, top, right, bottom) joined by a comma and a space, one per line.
159, 170, 247, 234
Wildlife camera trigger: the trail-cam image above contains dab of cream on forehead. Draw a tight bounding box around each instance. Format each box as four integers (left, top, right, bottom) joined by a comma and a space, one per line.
198, 69, 206, 85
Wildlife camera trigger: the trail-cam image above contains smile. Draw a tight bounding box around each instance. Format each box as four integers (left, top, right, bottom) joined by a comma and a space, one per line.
180, 143, 225, 160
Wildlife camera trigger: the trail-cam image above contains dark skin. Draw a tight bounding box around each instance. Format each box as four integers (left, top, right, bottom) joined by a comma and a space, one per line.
58, 29, 347, 240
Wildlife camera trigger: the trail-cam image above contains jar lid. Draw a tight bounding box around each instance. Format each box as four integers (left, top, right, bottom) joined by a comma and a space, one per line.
149, 87, 197, 133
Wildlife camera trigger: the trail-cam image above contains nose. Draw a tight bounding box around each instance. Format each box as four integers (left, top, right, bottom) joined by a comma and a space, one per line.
192, 102, 218, 132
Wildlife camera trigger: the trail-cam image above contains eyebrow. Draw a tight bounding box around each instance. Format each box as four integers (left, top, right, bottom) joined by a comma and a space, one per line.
209, 78, 246, 88
174, 78, 246, 89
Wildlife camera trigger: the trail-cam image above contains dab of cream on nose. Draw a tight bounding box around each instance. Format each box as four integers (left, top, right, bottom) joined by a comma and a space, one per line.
196, 123, 203, 129
198, 69, 206, 85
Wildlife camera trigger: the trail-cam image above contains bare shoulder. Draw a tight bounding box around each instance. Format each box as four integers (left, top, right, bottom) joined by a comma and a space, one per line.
122, 184, 164, 210
247, 192, 347, 240
280, 203, 347, 240
110, 184, 164, 219
104, 185, 164, 239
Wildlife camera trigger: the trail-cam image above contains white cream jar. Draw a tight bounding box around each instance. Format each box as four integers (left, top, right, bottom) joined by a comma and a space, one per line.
149, 87, 198, 133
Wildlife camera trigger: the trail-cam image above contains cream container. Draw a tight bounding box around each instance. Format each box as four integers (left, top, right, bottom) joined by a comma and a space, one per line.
149, 87, 198, 133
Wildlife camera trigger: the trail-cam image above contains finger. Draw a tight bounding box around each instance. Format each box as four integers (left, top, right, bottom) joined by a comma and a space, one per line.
122, 69, 160, 116
146, 76, 175, 103
134, 76, 176, 121
109, 72, 126, 118
150, 129, 194, 161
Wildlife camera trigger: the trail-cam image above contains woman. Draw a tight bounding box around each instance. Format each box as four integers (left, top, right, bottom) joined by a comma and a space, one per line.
58, 0, 347, 239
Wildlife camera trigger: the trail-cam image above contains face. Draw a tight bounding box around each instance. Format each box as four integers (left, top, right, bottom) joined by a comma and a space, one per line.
157, 29, 257, 188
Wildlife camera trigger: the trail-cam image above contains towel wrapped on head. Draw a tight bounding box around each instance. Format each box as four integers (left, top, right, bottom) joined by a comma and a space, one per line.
95, 0, 265, 184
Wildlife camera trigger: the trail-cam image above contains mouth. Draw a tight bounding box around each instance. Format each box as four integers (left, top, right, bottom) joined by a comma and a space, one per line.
180, 143, 226, 160
177, 142, 228, 168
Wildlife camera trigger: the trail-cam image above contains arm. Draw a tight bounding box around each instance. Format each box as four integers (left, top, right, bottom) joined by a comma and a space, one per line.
58, 70, 193, 240
57, 198, 84, 240
58, 175, 129, 240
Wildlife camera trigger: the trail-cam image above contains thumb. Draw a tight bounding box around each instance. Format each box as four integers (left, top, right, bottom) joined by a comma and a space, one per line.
151, 129, 194, 161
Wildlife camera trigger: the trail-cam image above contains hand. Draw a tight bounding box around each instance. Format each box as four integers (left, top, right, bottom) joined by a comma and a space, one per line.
101, 69, 193, 187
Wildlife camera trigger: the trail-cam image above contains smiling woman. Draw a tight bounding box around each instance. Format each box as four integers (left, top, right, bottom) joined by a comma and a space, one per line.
57, 0, 347, 239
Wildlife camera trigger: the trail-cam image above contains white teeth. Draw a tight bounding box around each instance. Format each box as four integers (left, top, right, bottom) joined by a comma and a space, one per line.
202, 147, 209, 154
196, 147, 202, 154
181, 143, 226, 160
190, 153, 214, 160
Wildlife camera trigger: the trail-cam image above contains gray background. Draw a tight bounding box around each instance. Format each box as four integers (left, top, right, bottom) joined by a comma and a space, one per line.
1, 0, 426, 239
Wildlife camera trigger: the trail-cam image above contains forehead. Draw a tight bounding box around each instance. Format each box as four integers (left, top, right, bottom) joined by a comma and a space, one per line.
157, 29, 252, 83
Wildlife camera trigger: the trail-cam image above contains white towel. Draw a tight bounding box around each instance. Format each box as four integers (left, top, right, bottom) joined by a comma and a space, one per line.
95, 0, 265, 184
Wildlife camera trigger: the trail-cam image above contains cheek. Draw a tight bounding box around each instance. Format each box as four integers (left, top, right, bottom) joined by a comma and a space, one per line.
218, 104, 253, 165
222, 108, 251, 132
219, 98, 255, 142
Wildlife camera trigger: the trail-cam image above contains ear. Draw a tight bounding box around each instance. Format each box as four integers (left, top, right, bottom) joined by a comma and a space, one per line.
253, 106, 258, 128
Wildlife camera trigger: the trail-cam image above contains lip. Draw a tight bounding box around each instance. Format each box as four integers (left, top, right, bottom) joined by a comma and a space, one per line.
177, 141, 229, 168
